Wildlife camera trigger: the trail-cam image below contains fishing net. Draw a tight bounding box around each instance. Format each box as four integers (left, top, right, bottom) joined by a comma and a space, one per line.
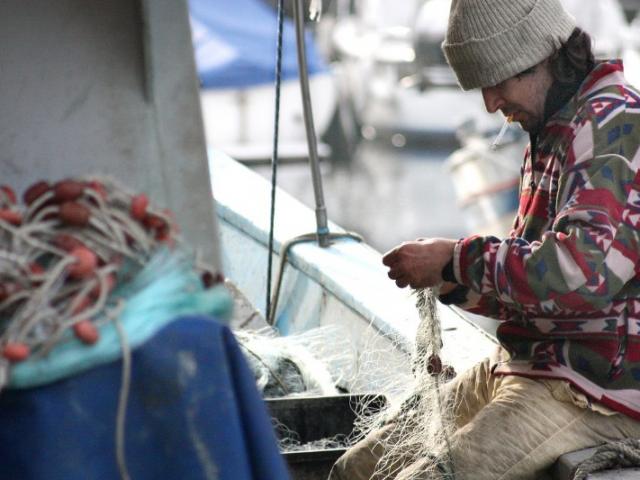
235, 321, 415, 457
235, 288, 459, 477
235, 325, 355, 398
0, 176, 230, 480
271, 415, 354, 452
0, 177, 223, 390
353, 287, 458, 480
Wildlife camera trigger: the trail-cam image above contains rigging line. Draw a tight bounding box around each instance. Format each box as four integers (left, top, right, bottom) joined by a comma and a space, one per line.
114, 314, 132, 480
266, 0, 286, 323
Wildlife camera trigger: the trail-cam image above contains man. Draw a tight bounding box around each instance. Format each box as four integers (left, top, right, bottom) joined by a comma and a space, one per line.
330, 0, 640, 478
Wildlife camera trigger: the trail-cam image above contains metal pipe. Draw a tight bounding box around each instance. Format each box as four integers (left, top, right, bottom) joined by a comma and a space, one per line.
292, 0, 330, 247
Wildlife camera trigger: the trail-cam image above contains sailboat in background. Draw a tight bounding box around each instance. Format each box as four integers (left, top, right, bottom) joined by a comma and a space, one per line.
190, 0, 340, 163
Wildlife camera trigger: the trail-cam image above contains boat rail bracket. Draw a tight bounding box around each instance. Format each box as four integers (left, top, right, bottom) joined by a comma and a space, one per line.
267, 231, 363, 326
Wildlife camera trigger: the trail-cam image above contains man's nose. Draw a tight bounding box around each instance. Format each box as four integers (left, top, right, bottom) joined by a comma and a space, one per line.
481, 87, 504, 114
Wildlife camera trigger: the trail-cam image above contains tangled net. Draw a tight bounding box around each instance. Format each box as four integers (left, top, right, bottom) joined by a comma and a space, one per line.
0, 177, 219, 390
272, 416, 353, 452
235, 325, 363, 398
358, 288, 457, 480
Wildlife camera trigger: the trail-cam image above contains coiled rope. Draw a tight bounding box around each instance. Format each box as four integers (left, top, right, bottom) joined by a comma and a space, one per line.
573, 439, 640, 479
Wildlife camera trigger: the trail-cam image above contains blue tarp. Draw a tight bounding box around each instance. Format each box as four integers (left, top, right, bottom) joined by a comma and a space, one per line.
190, 0, 326, 89
0, 316, 290, 480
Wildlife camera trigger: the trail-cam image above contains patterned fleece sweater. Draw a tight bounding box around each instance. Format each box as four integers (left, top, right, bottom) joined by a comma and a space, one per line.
448, 60, 640, 419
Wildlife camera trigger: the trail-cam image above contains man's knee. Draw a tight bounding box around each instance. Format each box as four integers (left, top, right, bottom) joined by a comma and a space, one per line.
329, 423, 399, 480
328, 460, 347, 480
329, 444, 376, 480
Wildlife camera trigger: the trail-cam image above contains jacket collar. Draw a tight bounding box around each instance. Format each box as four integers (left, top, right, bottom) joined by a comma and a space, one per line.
544, 59, 626, 127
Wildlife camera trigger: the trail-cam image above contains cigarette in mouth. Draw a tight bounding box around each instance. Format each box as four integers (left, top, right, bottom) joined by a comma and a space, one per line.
490, 115, 513, 150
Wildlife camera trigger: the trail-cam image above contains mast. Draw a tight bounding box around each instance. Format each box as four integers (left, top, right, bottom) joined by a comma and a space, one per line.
292, 0, 330, 247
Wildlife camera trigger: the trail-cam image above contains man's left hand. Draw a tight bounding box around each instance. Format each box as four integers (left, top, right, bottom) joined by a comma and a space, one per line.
382, 238, 456, 289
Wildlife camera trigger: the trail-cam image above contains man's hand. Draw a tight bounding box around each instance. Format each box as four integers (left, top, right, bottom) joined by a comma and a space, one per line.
382, 238, 456, 289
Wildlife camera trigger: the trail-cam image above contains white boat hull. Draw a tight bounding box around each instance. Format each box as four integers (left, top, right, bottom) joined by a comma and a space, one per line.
200, 73, 337, 162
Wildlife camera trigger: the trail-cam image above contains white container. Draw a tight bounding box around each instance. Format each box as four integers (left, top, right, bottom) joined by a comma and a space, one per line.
445, 136, 526, 236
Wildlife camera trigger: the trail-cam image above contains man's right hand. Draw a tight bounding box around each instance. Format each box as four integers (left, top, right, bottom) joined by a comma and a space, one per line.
382, 237, 456, 289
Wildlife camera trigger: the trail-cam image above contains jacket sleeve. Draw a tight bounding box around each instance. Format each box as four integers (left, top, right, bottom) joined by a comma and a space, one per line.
452, 115, 640, 316
438, 283, 521, 320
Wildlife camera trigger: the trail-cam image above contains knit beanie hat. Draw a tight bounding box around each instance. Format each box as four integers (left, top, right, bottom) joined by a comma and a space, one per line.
442, 0, 576, 90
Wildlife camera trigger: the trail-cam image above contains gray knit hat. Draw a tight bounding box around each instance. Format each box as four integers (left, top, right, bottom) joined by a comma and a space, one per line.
442, 0, 576, 90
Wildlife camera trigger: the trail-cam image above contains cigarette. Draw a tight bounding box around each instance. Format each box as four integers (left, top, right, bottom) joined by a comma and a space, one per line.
490, 116, 513, 150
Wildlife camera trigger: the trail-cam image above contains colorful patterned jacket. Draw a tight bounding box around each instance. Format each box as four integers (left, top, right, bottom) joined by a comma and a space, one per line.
448, 60, 640, 419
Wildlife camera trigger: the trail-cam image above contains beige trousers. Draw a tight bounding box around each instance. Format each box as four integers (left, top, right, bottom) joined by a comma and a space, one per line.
329, 355, 640, 480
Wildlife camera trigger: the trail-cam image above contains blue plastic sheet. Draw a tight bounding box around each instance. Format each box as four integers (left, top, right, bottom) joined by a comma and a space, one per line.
190, 0, 326, 89
0, 316, 290, 480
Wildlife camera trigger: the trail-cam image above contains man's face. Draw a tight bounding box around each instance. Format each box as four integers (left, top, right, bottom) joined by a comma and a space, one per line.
481, 60, 553, 133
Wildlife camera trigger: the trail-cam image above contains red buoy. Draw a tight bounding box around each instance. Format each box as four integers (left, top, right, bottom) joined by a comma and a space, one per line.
0, 209, 22, 226
202, 271, 224, 288
3, 343, 30, 362
426, 354, 443, 376
85, 180, 108, 200
73, 320, 100, 345
143, 213, 165, 230
68, 246, 98, 279
130, 194, 149, 221
59, 202, 90, 227
23, 181, 51, 205
54, 180, 85, 203
0, 186, 17, 204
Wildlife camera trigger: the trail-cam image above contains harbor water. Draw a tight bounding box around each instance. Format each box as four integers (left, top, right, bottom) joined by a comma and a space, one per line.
252, 138, 469, 253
